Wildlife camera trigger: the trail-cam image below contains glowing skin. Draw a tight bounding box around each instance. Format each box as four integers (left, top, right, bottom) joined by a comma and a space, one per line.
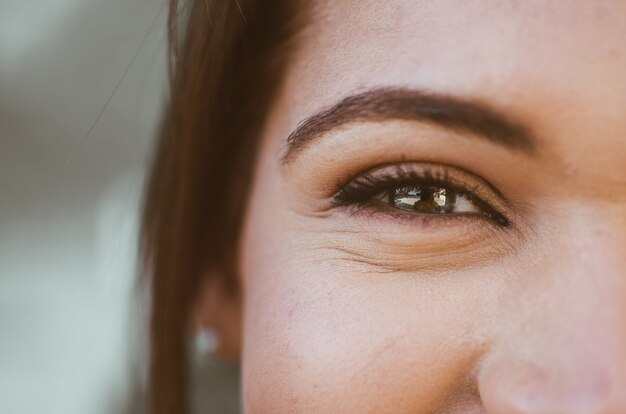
211, 1, 626, 412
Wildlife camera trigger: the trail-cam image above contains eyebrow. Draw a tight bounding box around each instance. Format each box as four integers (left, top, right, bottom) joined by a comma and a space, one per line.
282, 87, 536, 165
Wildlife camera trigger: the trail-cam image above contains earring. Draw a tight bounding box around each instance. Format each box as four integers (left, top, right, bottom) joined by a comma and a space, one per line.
194, 326, 220, 355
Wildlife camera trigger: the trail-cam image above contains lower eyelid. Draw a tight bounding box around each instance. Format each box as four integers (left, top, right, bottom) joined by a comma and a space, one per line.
322, 217, 519, 272
337, 204, 506, 239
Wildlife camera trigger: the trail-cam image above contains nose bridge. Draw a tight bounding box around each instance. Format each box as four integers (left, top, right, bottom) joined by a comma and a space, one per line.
569, 202, 626, 274
478, 204, 626, 412
536, 201, 626, 348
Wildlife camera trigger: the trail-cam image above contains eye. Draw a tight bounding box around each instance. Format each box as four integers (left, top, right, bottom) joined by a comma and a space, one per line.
332, 163, 509, 226
382, 185, 480, 215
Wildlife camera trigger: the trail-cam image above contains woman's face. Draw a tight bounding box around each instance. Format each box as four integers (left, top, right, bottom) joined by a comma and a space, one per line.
238, 1, 626, 412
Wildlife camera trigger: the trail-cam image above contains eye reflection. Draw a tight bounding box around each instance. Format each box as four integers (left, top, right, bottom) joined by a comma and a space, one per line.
389, 186, 474, 214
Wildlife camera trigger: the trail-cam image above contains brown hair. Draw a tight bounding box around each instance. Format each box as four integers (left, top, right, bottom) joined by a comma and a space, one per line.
141, 1, 307, 412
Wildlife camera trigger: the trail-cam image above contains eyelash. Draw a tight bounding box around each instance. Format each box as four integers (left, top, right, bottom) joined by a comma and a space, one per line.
331, 165, 509, 226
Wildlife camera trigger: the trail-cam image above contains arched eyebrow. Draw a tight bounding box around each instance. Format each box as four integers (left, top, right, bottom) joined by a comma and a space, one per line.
281, 87, 536, 165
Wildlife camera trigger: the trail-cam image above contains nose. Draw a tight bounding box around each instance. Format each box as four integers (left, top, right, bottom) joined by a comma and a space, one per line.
479, 352, 622, 414
478, 213, 626, 414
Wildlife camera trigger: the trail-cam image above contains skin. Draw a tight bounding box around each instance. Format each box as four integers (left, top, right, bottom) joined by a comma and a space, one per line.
201, 1, 626, 412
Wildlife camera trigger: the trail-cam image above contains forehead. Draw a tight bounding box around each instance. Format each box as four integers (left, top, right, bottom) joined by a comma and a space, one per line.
274, 0, 626, 171
289, 0, 625, 108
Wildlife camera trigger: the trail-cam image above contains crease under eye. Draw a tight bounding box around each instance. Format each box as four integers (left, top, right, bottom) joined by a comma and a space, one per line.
331, 163, 510, 226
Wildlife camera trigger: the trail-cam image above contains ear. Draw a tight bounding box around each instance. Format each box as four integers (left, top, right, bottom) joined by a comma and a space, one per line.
191, 272, 242, 361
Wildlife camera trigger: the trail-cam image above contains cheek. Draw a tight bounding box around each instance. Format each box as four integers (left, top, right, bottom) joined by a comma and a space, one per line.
240, 197, 503, 413
238, 94, 506, 413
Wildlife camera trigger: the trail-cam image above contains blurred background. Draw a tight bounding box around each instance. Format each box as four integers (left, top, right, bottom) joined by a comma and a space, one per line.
0, 0, 238, 412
